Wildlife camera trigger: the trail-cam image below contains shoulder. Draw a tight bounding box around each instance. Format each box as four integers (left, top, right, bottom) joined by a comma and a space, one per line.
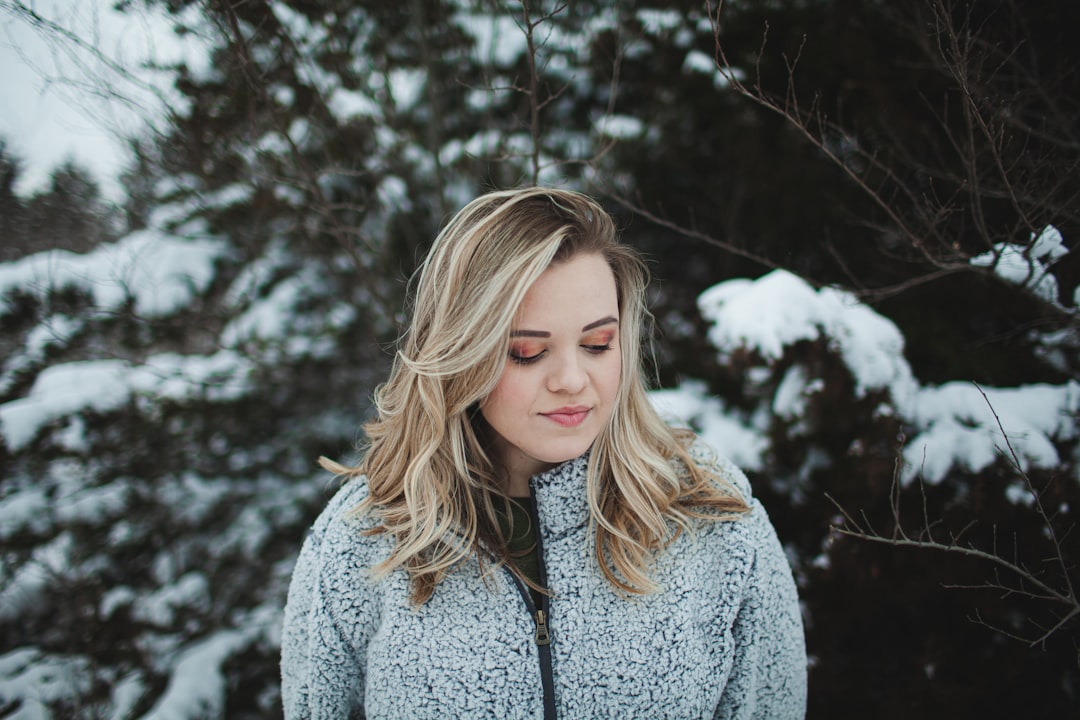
312, 476, 373, 533
678, 435, 790, 569
302, 476, 384, 568
285, 476, 385, 625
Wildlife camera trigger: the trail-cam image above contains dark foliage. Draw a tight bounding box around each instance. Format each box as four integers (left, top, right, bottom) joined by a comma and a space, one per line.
0, 1, 1076, 717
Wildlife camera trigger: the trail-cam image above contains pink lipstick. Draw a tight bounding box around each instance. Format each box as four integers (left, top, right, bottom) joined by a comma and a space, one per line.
541, 406, 591, 427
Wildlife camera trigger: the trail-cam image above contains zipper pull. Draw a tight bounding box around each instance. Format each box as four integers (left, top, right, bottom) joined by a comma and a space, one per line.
534, 609, 552, 646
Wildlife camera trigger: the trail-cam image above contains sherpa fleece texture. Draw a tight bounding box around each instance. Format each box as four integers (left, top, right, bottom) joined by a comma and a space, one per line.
281, 449, 807, 719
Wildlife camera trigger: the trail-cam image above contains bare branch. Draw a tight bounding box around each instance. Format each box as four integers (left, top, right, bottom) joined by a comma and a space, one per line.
827, 385, 1079, 648
691, 0, 1080, 307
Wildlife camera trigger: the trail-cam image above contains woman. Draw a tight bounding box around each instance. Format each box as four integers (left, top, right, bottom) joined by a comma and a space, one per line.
281, 187, 807, 719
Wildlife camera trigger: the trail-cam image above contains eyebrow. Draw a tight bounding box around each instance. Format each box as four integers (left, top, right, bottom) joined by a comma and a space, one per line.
510, 315, 618, 338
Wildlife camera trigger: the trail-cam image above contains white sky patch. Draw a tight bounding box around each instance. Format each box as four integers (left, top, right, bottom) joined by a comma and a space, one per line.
0, 0, 212, 200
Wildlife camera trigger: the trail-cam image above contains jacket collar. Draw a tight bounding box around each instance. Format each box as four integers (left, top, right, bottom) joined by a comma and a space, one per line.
530, 451, 591, 538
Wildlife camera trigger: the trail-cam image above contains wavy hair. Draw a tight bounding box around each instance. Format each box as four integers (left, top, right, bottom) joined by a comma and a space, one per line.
322, 187, 748, 605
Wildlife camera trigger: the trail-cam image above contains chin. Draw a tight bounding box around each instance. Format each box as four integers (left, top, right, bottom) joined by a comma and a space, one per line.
536, 438, 596, 465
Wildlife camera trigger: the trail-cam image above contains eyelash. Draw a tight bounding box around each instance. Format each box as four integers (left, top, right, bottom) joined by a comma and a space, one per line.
509, 343, 613, 366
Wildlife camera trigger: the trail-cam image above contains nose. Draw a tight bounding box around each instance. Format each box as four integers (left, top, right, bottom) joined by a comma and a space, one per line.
546, 350, 588, 394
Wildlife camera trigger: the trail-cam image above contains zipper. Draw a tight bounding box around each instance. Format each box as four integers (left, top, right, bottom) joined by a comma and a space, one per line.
503, 488, 557, 720
534, 609, 551, 645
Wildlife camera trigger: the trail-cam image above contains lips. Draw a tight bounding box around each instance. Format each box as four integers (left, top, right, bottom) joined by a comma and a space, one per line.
541, 406, 591, 427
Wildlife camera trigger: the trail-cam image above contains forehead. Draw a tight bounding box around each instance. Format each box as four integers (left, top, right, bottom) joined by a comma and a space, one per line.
514, 252, 619, 329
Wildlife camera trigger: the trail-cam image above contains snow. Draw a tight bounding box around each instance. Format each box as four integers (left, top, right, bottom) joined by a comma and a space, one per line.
1, 268, 259, 451
0, 647, 91, 719
689, 269, 1076, 492
53, 479, 130, 526
138, 629, 255, 720
595, 114, 644, 140
903, 381, 1079, 484
683, 49, 717, 74
651, 380, 769, 471
0, 4, 1072, 716
222, 271, 311, 347
637, 9, 684, 34
697, 269, 918, 407
101, 586, 138, 619
158, 474, 233, 526
109, 672, 147, 720
682, 48, 745, 88
327, 86, 380, 120
132, 572, 210, 628
377, 175, 409, 209
455, 14, 526, 66
0, 314, 83, 394
970, 225, 1070, 305
0, 229, 226, 317
388, 68, 426, 110
0, 359, 132, 451
1, 0, 212, 199
773, 364, 823, 432
0, 350, 253, 451
0, 532, 72, 623
0, 486, 50, 540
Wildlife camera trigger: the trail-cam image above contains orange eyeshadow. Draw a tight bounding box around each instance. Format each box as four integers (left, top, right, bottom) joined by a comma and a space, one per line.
510, 341, 545, 357
582, 330, 615, 346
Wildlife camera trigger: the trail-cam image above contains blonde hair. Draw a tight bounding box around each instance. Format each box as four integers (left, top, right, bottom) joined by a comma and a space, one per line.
322, 187, 748, 605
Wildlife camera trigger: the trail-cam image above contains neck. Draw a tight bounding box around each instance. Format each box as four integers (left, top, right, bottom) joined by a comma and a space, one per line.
503, 455, 547, 496
486, 430, 552, 496
505, 474, 531, 497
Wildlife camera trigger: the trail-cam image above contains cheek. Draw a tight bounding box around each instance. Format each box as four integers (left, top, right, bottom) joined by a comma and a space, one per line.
598, 350, 623, 401
481, 366, 530, 417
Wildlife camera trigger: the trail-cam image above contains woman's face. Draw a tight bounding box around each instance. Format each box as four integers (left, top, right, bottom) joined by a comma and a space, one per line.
481, 252, 622, 489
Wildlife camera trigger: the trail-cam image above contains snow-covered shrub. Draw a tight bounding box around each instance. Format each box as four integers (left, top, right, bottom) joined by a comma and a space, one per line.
652, 269, 1080, 716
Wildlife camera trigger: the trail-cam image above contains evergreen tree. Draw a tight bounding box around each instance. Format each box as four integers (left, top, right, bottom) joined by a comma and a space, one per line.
0, 141, 26, 262
0, 1, 1076, 717
23, 160, 119, 255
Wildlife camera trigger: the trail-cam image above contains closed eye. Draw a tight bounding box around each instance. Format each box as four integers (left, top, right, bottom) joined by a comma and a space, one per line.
581, 329, 616, 355
510, 350, 546, 365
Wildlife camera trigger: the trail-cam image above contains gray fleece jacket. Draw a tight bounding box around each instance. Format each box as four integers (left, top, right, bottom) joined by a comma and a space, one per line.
281, 450, 807, 719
